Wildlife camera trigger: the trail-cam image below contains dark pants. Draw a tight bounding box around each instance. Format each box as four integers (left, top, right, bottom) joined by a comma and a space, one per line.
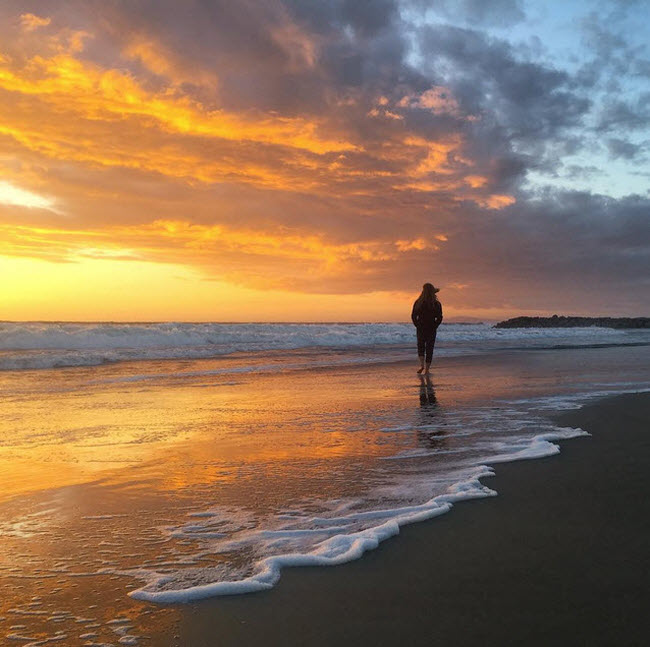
417, 328, 437, 363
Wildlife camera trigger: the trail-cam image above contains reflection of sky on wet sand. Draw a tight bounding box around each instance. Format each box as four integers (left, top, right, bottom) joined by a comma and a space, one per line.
0, 350, 532, 501
1, 359, 414, 501
1, 346, 649, 645
1, 345, 647, 501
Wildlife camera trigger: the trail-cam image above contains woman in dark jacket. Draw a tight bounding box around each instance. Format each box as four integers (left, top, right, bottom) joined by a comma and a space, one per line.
411, 283, 443, 374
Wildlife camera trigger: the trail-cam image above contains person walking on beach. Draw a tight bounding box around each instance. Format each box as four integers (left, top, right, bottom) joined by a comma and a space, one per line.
411, 283, 443, 375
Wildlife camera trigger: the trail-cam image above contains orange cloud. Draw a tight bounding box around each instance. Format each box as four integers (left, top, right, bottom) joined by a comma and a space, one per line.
465, 175, 488, 188
122, 36, 219, 88
395, 238, 439, 252
472, 194, 516, 209
409, 137, 460, 176
398, 86, 464, 117
270, 20, 319, 70
20, 13, 51, 31
0, 47, 355, 155
0, 21, 510, 207
0, 219, 447, 282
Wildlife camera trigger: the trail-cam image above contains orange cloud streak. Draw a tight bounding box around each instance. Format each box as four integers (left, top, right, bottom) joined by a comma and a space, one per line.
0, 219, 447, 276
19, 13, 51, 31
0, 25, 514, 206
0, 48, 355, 155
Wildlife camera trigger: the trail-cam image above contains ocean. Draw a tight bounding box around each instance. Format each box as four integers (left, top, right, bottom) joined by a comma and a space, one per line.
1, 320, 648, 371
1, 322, 649, 643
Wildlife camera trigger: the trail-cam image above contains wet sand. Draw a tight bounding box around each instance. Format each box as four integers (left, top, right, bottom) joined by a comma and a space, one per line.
169, 391, 650, 647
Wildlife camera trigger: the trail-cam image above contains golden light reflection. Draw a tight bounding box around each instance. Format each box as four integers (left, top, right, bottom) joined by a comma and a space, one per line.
0, 348, 545, 502
0, 364, 406, 501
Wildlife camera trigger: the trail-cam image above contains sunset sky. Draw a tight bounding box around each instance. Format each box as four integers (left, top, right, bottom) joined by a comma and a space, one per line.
0, 0, 648, 321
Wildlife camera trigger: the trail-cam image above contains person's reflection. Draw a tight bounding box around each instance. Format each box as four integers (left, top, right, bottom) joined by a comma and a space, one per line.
417, 375, 446, 448
419, 374, 438, 408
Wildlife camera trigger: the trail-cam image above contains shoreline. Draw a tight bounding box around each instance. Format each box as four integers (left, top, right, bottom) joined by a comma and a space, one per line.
161, 391, 650, 646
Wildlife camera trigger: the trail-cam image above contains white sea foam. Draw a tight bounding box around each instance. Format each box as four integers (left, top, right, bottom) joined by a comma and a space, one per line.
124, 405, 597, 604
484, 427, 590, 463
128, 467, 496, 603
90, 377, 650, 607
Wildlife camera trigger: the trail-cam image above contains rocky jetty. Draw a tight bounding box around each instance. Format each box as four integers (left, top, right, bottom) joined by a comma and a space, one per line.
495, 315, 650, 329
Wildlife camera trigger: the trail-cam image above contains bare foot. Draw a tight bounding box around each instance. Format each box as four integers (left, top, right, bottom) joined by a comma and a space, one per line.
417, 367, 424, 374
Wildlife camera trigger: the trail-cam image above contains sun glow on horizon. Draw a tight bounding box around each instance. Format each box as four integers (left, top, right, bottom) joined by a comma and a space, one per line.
1, 254, 520, 322
0, 255, 416, 322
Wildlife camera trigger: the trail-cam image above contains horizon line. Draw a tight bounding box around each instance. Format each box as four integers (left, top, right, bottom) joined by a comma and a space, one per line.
0, 319, 491, 325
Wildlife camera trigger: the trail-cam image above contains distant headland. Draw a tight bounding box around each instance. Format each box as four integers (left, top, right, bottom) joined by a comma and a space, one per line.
495, 315, 650, 329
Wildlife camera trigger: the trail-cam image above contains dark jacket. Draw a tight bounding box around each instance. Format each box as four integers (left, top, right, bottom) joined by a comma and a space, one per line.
411, 299, 443, 334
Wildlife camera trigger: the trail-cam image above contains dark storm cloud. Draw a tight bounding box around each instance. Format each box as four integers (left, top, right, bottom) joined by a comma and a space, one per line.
412, 22, 593, 192
577, 11, 632, 81
69, 0, 414, 116
417, 24, 591, 140
423, 190, 650, 314
575, 9, 649, 130
409, 0, 526, 27
339, 0, 397, 37
265, 186, 650, 316
605, 137, 648, 161
564, 165, 606, 180
596, 97, 650, 132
